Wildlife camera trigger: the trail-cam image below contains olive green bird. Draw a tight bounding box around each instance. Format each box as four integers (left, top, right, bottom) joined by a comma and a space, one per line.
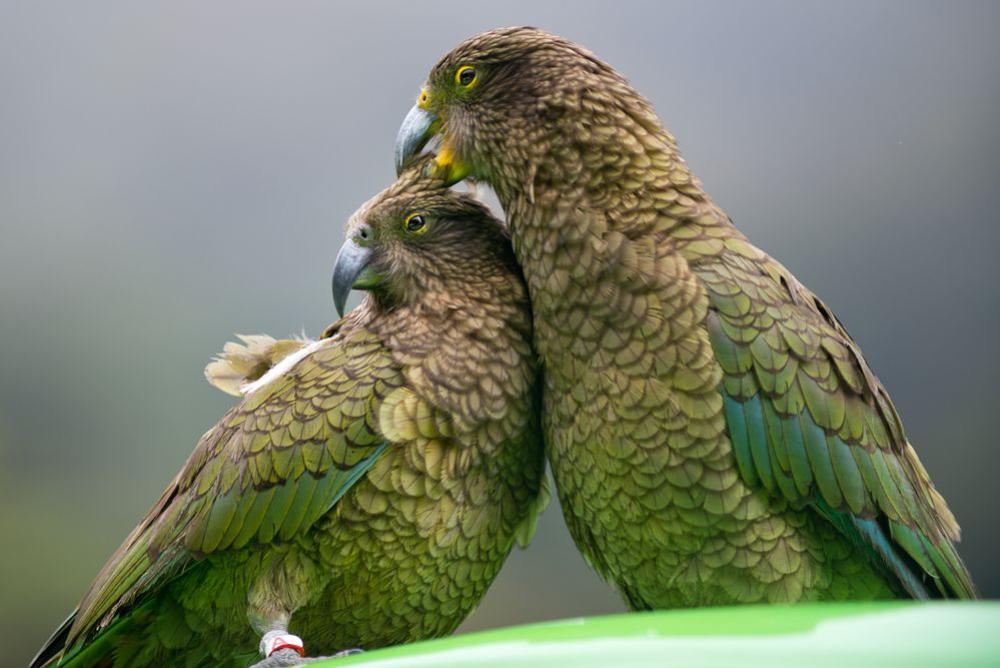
31, 160, 546, 668
395, 27, 976, 608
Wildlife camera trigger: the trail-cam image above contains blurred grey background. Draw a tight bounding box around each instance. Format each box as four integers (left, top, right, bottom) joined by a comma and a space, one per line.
2, 1, 998, 665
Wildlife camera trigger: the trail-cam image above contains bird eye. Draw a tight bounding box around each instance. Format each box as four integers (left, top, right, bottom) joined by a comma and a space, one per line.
456, 66, 477, 88
404, 213, 427, 234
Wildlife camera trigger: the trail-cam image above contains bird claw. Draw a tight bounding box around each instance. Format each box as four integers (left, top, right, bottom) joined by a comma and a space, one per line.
248, 647, 364, 667
248, 648, 310, 667
304, 648, 365, 662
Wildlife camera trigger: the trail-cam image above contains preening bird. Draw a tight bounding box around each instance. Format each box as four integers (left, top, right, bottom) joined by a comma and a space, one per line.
396, 27, 976, 607
31, 161, 545, 667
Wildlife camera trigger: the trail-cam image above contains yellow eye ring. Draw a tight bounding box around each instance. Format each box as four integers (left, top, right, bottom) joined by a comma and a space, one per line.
404, 213, 428, 235
455, 65, 477, 88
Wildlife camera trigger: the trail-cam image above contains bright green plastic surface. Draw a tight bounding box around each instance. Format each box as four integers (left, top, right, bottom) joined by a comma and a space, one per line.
318, 603, 1000, 668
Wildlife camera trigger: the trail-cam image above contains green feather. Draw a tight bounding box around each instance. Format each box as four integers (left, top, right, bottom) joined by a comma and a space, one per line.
723, 395, 760, 488
761, 398, 799, 501
800, 412, 841, 507
743, 394, 776, 494
277, 472, 321, 541
231, 486, 276, 549
827, 433, 868, 515
781, 410, 812, 497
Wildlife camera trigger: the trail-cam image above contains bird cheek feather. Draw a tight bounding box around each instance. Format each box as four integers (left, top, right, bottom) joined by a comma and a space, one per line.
431, 140, 470, 186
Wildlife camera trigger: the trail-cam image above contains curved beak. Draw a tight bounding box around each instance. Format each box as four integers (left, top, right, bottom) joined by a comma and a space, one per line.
395, 104, 439, 175
331, 239, 376, 317
395, 100, 469, 185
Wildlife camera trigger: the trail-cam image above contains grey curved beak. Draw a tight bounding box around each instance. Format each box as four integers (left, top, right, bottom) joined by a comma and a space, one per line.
395, 104, 439, 175
331, 239, 372, 317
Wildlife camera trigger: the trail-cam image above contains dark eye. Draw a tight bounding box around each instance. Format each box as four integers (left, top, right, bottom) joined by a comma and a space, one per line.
456, 66, 477, 88
404, 214, 427, 234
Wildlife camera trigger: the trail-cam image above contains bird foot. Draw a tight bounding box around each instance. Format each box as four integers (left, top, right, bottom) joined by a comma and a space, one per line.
249, 648, 309, 667
248, 647, 364, 667
309, 648, 364, 662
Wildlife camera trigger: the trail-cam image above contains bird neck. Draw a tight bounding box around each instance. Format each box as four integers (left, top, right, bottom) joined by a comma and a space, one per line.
483, 76, 738, 247
353, 279, 535, 434
357, 273, 532, 362
486, 100, 742, 378
491, 110, 740, 283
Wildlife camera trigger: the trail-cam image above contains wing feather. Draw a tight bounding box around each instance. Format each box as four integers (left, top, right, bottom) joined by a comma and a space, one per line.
60, 329, 401, 654
699, 243, 976, 598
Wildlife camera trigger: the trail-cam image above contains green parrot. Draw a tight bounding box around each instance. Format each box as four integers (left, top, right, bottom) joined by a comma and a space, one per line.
395, 27, 977, 607
31, 160, 546, 668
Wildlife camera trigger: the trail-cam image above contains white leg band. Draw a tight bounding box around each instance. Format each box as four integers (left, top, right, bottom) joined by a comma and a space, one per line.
260, 630, 305, 657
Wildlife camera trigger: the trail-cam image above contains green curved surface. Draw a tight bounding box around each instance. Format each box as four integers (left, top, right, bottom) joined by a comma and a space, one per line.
318, 602, 1000, 668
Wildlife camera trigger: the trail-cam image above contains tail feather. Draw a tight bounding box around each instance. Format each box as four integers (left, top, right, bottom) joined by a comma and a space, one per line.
36, 606, 138, 668
917, 529, 979, 599
29, 610, 76, 668
816, 499, 977, 600
851, 517, 931, 599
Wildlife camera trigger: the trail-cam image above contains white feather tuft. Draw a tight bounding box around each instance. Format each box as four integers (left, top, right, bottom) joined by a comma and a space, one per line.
240, 338, 328, 396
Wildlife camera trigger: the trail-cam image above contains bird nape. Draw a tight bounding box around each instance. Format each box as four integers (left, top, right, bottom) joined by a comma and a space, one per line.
30, 159, 547, 668
395, 25, 977, 608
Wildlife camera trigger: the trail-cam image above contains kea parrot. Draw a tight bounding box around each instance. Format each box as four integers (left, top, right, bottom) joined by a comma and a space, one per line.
31, 160, 546, 668
395, 27, 977, 608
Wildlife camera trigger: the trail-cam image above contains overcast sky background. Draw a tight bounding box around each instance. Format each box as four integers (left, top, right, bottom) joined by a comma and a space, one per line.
2, 1, 998, 664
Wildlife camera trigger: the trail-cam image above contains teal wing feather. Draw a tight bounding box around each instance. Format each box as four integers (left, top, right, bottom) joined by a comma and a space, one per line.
54, 330, 400, 660
697, 237, 976, 599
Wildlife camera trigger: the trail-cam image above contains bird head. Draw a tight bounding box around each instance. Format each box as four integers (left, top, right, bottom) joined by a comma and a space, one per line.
332, 156, 514, 317
394, 27, 646, 190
